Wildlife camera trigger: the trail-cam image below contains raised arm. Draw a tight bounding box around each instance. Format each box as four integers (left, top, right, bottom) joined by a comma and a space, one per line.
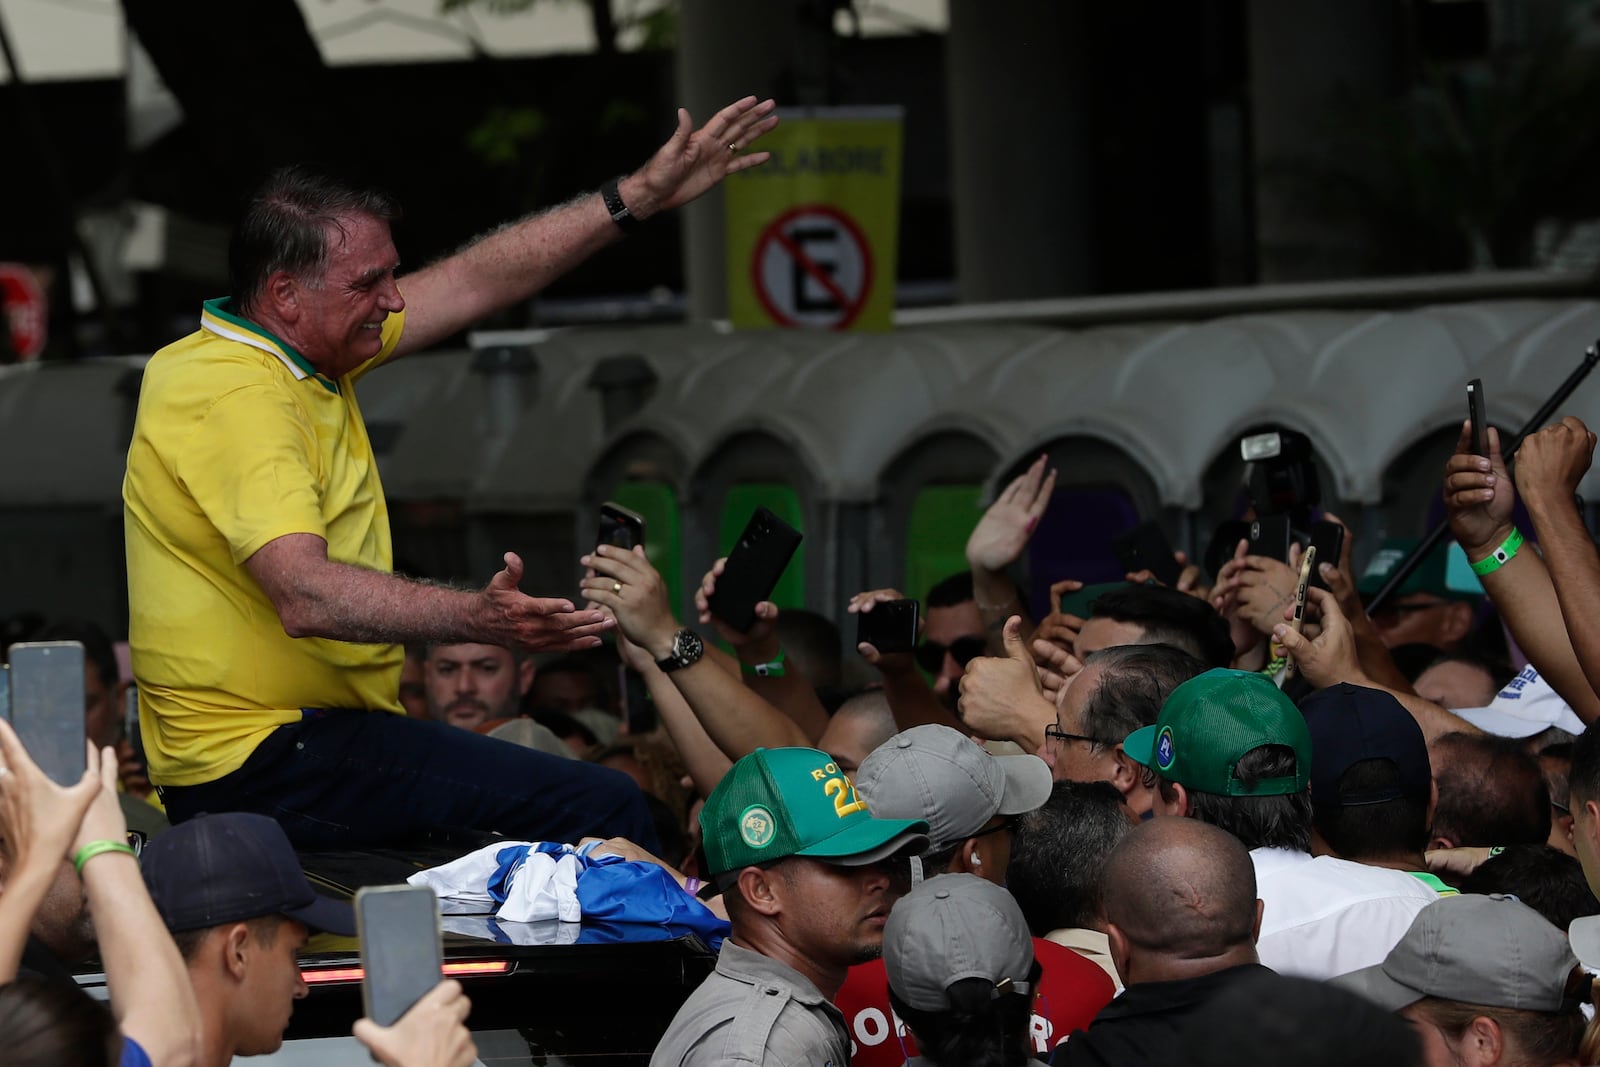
581, 545, 810, 758
615, 632, 732, 798
694, 558, 830, 743
1444, 421, 1600, 724
965, 455, 1055, 649
0, 724, 101, 982
847, 589, 965, 734
246, 535, 611, 653
393, 98, 777, 355
65, 733, 202, 1066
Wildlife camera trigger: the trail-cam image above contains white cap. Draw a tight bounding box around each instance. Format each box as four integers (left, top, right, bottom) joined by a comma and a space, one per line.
1451, 666, 1585, 739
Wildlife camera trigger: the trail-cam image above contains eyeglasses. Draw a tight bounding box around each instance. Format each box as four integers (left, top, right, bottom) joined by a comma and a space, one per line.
1369, 599, 1449, 623
1043, 724, 1114, 751
914, 636, 987, 674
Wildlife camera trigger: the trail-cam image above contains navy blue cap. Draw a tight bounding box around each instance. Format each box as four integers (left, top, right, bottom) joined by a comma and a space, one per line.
141, 813, 356, 935
1299, 684, 1432, 806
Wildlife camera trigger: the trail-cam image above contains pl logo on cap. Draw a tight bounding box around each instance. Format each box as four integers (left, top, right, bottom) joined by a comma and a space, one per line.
1155, 726, 1176, 770
740, 805, 776, 849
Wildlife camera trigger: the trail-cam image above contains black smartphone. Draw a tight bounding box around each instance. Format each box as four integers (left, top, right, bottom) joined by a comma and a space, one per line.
1467, 378, 1487, 457
1307, 520, 1345, 591
1111, 520, 1183, 587
1247, 515, 1292, 563
1204, 519, 1252, 580
856, 599, 919, 654
598, 501, 646, 551
356, 884, 442, 1028
8, 642, 87, 785
706, 507, 804, 633
618, 664, 657, 734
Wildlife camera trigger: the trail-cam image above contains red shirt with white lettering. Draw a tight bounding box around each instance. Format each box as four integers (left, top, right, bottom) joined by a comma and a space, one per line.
835, 936, 1115, 1065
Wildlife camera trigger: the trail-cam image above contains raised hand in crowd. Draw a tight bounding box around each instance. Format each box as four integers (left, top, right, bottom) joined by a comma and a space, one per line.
583, 545, 810, 759
1275, 587, 1474, 744
613, 629, 732, 800
1514, 416, 1600, 712
0, 726, 101, 980
0, 720, 202, 1067
1444, 420, 1600, 725
1124, 550, 1210, 600
1209, 539, 1272, 669
965, 454, 1055, 647
957, 616, 1059, 753
696, 558, 829, 742
846, 587, 962, 733
353, 979, 477, 1067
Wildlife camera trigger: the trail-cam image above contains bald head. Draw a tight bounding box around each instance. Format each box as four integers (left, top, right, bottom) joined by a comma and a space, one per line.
1103, 817, 1258, 964
819, 691, 898, 775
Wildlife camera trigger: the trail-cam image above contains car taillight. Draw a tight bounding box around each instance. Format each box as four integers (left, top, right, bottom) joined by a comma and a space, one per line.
302, 960, 511, 985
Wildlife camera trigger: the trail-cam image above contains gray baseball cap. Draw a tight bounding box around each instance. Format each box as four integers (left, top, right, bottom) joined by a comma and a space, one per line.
1333, 895, 1578, 1013
884, 873, 1034, 1012
854, 724, 1052, 852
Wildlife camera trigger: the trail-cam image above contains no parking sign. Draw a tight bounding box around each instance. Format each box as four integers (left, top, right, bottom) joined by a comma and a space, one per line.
726, 107, 902, 331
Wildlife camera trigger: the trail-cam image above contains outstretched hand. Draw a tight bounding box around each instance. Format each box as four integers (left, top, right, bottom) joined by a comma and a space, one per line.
480, 552, 614, 653
966, 455, 1056, 573
627, 97, 780, 217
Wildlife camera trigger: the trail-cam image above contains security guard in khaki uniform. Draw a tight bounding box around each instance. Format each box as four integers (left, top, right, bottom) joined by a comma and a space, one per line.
652, 746, 929, 1067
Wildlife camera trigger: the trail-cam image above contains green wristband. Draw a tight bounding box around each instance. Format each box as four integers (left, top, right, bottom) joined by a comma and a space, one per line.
741, 647, 786, 678
72, 839, 137, 875
1469, 528, 1524, 577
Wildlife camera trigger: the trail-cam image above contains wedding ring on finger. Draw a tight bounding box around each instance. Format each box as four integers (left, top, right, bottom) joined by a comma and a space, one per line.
612, 581, 623, 595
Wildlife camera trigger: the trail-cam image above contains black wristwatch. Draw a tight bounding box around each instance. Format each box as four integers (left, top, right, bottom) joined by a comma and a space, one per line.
656, 629, 705, 673
600, 177, 642, 234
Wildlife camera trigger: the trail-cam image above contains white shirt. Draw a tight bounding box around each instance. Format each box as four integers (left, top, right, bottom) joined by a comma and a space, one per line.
1251, 848, 1438, 979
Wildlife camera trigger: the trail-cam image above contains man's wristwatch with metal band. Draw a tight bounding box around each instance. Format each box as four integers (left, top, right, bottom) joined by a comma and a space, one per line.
656, 629, 705, 673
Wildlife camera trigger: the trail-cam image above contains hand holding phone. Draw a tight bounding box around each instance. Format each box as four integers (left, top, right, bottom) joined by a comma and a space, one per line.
705, 507, 803, 633
855, 599, 919, 655
1112, 521, 1183, 587
7, 642, 87, 785
356, 885, 443, 1028
1282, 546, 1317, 680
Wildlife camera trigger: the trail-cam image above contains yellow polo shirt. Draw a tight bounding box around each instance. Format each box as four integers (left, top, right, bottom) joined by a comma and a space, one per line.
124, 298, 406, 786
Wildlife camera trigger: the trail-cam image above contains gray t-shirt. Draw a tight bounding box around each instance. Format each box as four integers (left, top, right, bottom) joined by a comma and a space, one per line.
651, 939, 849, 1067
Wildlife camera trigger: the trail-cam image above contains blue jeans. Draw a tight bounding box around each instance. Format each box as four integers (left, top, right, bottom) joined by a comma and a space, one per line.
160, 710, 658, 851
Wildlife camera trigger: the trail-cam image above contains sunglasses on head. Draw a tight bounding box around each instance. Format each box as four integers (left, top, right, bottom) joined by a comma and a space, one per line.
914, 636, 987, 674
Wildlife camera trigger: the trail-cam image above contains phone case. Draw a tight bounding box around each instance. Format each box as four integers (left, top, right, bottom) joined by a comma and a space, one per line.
856, 600, 919, 654
706, 507, 804, 633
8, 642, 87, 785
1247, 516, 1292, 563
355, 885, 443, 1028
598, 501, 646, 551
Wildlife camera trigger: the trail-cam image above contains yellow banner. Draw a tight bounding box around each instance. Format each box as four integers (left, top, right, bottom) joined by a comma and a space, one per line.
726, 107, 903, 332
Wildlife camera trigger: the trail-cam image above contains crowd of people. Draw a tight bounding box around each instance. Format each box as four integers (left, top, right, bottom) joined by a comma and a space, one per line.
7, 87, 1600, 1067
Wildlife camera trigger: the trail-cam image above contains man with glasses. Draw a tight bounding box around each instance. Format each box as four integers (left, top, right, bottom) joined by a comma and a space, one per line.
1043, 645, 1206, 819
1357, 538, 1484, 652
837, 725, 1115, 1066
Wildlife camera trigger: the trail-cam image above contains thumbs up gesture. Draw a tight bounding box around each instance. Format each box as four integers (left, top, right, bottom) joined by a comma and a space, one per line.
957, 616, 1060, 753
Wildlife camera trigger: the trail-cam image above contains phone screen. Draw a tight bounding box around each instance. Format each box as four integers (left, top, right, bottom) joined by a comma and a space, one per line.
356, 885, 442, 1027
8, 642, 87, 785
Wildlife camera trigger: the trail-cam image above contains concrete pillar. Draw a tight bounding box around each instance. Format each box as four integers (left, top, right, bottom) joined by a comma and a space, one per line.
945, 0, 1092, 301
674, 0, 810, 321
1248, 0, 1402, 281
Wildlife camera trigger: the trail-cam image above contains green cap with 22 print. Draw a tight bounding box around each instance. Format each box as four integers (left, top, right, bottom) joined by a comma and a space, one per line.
1122, 668, 1312, 796
700, 747, 930, 877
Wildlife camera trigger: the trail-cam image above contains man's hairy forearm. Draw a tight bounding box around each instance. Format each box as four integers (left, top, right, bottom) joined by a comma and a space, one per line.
277, 559, 483, 645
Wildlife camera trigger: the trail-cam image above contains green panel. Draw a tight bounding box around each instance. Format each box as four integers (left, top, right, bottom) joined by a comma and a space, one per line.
611, 482, 683, 615
904, 485, 982, 604
718, 484, 806, 610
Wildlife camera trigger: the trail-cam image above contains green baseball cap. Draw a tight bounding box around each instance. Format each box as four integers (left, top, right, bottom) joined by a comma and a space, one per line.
1357, 538, 1484, 602
700, 747, 930, 878
1122, 668, 1312, 796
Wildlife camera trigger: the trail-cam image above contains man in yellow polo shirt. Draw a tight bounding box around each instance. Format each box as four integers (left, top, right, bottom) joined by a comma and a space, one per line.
123, 97, 778, 848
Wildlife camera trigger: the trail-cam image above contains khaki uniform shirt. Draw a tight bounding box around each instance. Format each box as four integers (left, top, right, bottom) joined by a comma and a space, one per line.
651, 940, 848, 1067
